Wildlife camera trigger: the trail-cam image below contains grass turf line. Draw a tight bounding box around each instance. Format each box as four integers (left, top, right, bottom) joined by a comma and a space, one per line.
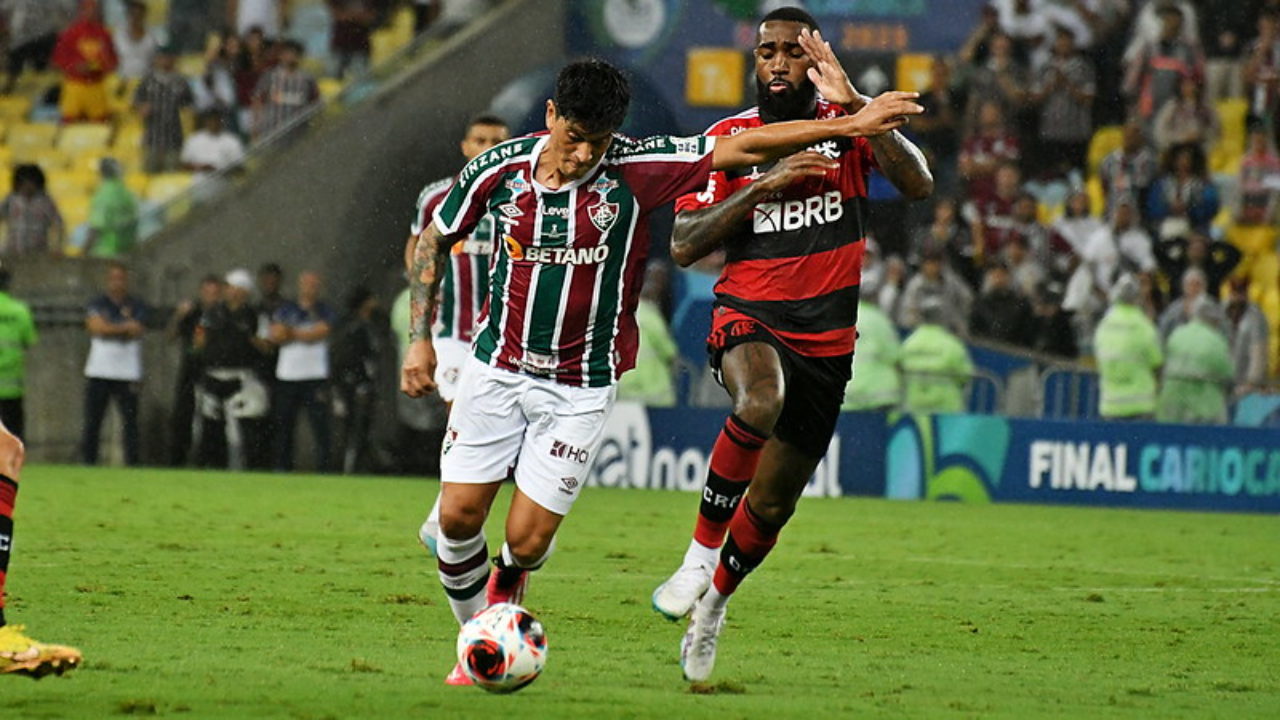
2, 465, 1277, 718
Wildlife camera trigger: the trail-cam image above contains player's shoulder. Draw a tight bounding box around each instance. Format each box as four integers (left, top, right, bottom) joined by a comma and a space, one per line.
415, 175, 454, 206
704, 106, 762, 136
816, 99, 848, 119
455, 135, 541, 187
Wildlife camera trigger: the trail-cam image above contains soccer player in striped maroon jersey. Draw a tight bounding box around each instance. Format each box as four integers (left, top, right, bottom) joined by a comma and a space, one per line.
400, 58, 922, 685
408, 115, 510, 559
649, 8, 934, 682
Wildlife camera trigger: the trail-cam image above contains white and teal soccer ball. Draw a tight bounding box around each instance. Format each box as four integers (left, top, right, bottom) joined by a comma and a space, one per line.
456, 603, 547, 693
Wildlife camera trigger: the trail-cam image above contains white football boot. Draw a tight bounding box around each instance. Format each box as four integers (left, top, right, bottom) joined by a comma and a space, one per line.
652, 563, 712, 621
680, 599, 726, 682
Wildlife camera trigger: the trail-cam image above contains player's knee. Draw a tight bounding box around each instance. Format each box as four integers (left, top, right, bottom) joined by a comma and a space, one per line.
506, 531, 554, 568
438, 504, 485, 540
748, 494, 795, 527
734, 386, 784, 432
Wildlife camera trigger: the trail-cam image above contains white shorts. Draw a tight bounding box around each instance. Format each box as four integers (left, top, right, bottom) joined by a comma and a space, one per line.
440, 357, 616, 516
432, 337, 471, 403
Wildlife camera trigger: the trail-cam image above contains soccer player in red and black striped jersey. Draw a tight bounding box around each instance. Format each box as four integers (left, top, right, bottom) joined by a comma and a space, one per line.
400, 58, 922, 685
650, 8, 933, 682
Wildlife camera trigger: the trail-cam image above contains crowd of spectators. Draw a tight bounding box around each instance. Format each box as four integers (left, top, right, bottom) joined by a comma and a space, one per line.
851, 0, 1280, 407
0, 0, 438, 258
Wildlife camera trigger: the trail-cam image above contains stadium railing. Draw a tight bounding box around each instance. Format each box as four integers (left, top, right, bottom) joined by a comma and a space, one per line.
1039, 365, 1100, 420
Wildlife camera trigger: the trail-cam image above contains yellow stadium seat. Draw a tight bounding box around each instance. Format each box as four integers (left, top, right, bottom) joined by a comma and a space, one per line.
28, 147, 71, 172
391, 5, 416, 37
1216, 98, 1249, 150
0, 145, 11, 168
0, 96, 32, 122
58, 193, 93, 229
57, 123, 113, 154
145, 172, 194, 204
124, 172, 150, 196
318, 78, 343, 102
371, 28, 408, 66
112, 124, 143, 153
0, 119, 7, 143
0, 172, 11, 197
7, 122, 59, 161
46, 169, 99, 200
1086, 176, 1105, 216
1087, 125, 1124, 177
176, 54, 206, 77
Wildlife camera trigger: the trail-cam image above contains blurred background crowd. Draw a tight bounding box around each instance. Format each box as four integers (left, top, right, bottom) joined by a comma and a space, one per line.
0, 0, 1276, 474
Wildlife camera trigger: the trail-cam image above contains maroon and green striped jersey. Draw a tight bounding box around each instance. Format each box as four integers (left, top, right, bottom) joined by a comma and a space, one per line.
432, 132, 716, 387
412, 176, 494, 344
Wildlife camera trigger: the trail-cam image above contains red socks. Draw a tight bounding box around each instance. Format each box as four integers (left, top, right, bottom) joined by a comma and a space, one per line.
713, 498, 781, 596
692, 414, 768, 548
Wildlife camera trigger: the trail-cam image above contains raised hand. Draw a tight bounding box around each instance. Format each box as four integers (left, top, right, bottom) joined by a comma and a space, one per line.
797, 28, 858, 107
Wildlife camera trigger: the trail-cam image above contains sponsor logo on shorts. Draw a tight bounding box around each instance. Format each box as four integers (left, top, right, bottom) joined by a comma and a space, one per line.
557, 476, 580, 495
442, 427, 458, 455
752, 190, 843, 233
550, 440, 589, 464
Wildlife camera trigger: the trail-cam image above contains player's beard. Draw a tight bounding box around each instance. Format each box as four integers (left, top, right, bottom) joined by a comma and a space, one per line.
756, 77, 818, 124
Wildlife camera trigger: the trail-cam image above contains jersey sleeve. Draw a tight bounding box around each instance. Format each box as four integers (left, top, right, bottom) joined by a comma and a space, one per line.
432, 153, 504, 238
409, 177, 453, 236
673, 166, 732, 214
614, 135, 718, 210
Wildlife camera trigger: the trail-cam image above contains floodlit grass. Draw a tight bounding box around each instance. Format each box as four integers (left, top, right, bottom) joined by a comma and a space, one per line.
3, 466, 1277, 718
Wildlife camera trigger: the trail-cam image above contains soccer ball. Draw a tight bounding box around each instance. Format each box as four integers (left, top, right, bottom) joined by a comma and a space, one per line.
455, 603, 547, 693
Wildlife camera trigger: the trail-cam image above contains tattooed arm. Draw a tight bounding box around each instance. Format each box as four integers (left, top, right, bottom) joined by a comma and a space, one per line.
671, 152, 835, 267
863, 124, 934, 200
400, 221, 453, 397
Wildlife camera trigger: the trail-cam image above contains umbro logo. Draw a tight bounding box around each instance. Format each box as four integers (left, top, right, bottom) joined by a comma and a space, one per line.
557, 476, 580, 495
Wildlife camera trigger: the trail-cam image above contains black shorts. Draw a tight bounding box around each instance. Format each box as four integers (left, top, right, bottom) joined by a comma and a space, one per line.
708, 312, 852, 459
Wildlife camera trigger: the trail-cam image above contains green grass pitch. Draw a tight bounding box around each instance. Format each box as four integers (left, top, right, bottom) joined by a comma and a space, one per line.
2, 466, 1277, 718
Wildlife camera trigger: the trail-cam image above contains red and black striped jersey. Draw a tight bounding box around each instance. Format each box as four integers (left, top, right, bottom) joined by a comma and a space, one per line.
675, 101, 877, 357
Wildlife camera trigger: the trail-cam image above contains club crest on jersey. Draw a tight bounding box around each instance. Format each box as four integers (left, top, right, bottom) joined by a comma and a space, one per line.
588, 199, 618, 231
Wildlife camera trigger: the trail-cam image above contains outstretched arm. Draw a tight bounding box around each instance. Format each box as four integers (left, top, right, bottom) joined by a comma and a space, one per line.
798, 29, 933, 200
711, 91, 923, 170
400, 222, 453, 397
671, 152, 835, 267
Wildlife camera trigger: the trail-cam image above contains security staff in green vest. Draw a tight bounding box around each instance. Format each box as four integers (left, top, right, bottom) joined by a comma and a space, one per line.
842, 291, 902, 411
1094, 275, 1162, 420
900, 296, 972, 414
0, 268, 37, 437
1156, 299, 1234, 424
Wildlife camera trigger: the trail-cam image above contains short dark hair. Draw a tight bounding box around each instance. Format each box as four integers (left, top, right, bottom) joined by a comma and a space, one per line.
553, 59, 630, 135
760, 7, 820, 31
12, 164, 45, 192
200, 273, 222, 286
0, 267, 11, 292
259, 262, 283, 277
468, 113, 508, 130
